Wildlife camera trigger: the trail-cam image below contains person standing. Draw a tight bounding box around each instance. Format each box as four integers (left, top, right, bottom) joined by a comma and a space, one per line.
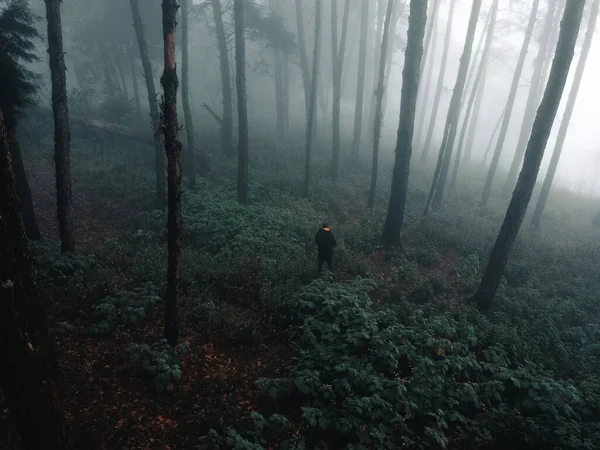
315, 223, 336, 275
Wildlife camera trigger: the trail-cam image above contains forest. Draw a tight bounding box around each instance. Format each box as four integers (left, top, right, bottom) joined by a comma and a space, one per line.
2, 0, 600, 448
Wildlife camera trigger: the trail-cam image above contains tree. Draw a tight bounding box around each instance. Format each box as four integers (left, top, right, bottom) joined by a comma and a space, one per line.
0, 110, 68, 450
350, 0, 369, 163
502, 0, 559, 197
294, 0, 311, 122
234, 0, 249, 204
420, 0, 456, 164
45, 0, 75, 253
367, 0, 395, 211
479, 0, 544, 206
303, 0, 322, 196
330, 0, 351, 181
532, 0, 599, 229
181, 0, 195, 186
0, 0, 42, 240
127, 41, 144, 124
381, 0, 428, 249
471, 0, 585, 312
160, 0, 182, 347
423, 0, 482, 214
130, 0, 166, 210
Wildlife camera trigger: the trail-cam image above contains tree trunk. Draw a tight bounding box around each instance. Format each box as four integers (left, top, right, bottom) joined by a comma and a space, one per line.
413, 0, 441, 148
472, 0, 585, 312
160, 0, 182, 347
130, 0, 166, 210
282, 52, 290, 132
381, 0, 428, 249
303, 0, 322, 196
181, 0, 196, 186
420, 0, 456, 164
113, 47, 129, 99
423, 0, 482, 215
45, 0, 75, 254
502, 0, 558, 197
331, 0, 351, 181
210, 0, 234, 157
7, 130, 42, 240
127, 41, 143, 124
350, 0, 370, 163
365, 0, 387, 149
273, 45, 285, 139
367, 0, 395, 211
381, 1, 403, 122
294, 0, 311, 123
482, 106, 505, 166
234, 0, 249, 204
531, 0, 598, 229
479, 0, 543, 206
101, 44, 118, 99
0, 110, 69, 450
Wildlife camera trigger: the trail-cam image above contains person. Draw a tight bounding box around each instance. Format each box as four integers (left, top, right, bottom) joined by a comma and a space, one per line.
315, 223, 336, 275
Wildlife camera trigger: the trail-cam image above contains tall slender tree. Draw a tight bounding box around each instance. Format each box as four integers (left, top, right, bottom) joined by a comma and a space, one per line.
381, 0, 428, 248
304, 0, 323, 195
181, 0, 195, 186
424, 0, 483, 214
365, 0, 387, 148
380, 1, 403, 122
480, 0, 545, 206
161, 0, 182, 347
234, 0, 249, 204
367, 0, 395, 211
127, 41, 143, 124
330, 0, 351, 181
350, 0, 369, 163
420, 0, 456, 164
472, 0, 585, 312
210, 0, 234, 156
294, 0, 311, 122
130, 0, 166, 210
0, 110, 68, 450
532, 0, 599, 229
502, 0, 559, 196
45, 0, 74, 253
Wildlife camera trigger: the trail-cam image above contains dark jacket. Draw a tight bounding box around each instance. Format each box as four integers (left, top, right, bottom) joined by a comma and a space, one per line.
315, 227, 336, 260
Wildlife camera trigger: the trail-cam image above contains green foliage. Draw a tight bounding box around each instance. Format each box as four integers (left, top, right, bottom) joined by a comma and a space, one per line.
127, 339, 190, 394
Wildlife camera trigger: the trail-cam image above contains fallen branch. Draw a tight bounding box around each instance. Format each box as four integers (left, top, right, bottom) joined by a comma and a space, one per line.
201, 102, 223, 126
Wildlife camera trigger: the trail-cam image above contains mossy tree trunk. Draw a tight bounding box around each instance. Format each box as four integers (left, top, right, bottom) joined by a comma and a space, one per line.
234, 0, 249, 204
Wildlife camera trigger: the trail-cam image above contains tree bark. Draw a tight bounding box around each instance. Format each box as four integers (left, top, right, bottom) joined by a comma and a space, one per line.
0, 110, 69, 450
502, 0, 559, 197
420, 0, 456, 164
130, 0, 166, 210
294, 0, 311, 123
367, 0, 395, 211
472, 0, 585, 312
350, 0, 370, 163
303, 0, 322, 196
330, 0, 351, 181
365, 0, 387, 149
531, 0, 599, 229
127, 41, 144, 124
45, 0, 75, 254
234, 0, 249, 204
480, 0, 543, 206
181, 0, 196, 186
424, 0, 482, 214
381, 1, 403, 122
481, 106, 505, 166
160, 0, 182, 347
381, 0, 428, 249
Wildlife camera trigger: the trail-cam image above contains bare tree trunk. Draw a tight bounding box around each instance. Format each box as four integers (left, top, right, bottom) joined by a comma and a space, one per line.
350, 0, 370, 163
127, 41, 143, 124
130, 0, 166, 210
423, 0, 482, 215
413, 0, 441, 147
101, 44, 118, 99
532, 0, 598, 229
381, 0, 428, 248
367, 0, 395, 211
45, 0, 75, 254
331, 0, 351, 181
295, 0, 311, 122
303, 0, 322, 196
472, 0, 584, 312
480, 0, 543, 206
273, 46, 285, 139
0, 110, 68, 450
365, 0, 387, 149
482, 106, 505, 166
181, 0, 196, 186
420, 0, 456, 164
381, 1, 403, 122
234, 0, 249, 204
282, 53, 290, 132
502, 0, 558, 197
210, 0, 234, 156
113, 47, 129, 99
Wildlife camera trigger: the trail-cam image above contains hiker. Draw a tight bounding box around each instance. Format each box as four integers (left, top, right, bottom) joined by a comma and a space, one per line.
315, 223, 336, 275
